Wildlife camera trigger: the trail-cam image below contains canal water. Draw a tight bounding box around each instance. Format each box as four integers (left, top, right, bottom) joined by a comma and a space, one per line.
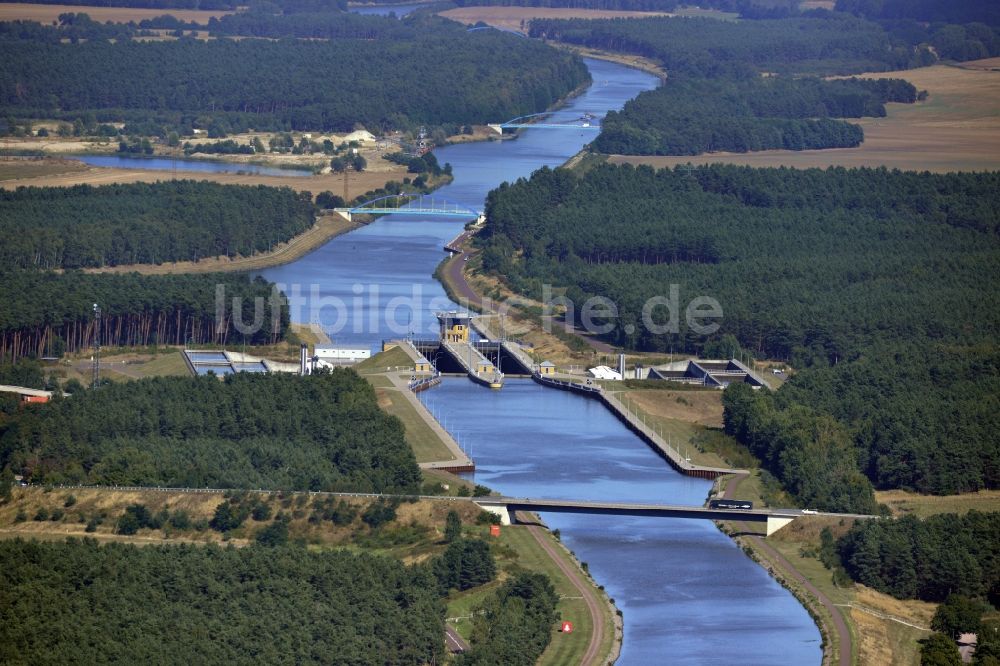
260, 57, 822, 664
69, 155, 313, 178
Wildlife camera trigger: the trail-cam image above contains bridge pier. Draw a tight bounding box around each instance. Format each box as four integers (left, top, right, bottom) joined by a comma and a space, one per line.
766, 515, 795, 536
474, 501, 512, 526
487, 124, 504, 135
333, 209, 352, 223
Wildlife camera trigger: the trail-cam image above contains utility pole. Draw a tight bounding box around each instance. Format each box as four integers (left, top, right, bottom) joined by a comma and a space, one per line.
92, 303, 101, 389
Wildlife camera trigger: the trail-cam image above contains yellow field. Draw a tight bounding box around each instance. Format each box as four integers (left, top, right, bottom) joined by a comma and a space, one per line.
439, 6, 673, 33
0, 2, 231, 24
0, 162, 407, 197
609, 58, 1000, 173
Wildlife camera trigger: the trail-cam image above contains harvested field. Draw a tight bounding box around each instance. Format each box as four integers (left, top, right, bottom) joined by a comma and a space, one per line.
875, 488, 1000, 518
608, 58, 1000, 173
439, 6, 673, 33
0, 158, 87, 181
0, 2, 231, 24
0, 163, 408, 199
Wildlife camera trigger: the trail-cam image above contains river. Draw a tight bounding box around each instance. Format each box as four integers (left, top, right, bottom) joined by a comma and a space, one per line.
260, 57, 822, 664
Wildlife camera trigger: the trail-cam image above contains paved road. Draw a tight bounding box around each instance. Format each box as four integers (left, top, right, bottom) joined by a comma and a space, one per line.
442, 246, 616, 354
444, 625, 470, 654
526, 525, 607, 666
724, 474, 852, 666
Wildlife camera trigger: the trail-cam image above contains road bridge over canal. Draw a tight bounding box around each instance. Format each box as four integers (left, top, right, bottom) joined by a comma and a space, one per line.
474, 497, 871, 537
488, 112, 601, 134
334, 193, 484, 223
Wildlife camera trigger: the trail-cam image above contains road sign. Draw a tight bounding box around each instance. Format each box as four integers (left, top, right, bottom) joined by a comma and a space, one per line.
489, 524, 501, 537
560, 621, 574, 633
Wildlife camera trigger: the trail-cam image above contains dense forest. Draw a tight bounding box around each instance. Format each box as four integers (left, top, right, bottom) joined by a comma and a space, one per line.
531, 11, 1000, 71
836, 0, 1000, 30
0, 370, 422, 491
478, 163, 1000, 509
0, 270, 286, 361
836, 512, 1000, 604
594, 75, 916, 155
0, 16, 589, 132
0, 538, 445, 665
529, 14, 931, 76
0, 182, 315, 269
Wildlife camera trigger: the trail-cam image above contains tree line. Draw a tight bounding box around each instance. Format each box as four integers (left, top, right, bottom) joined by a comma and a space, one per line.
478, 163, 1000, 509
0, 181, 315, 269
0, 270, 287, 362
594, 75, 916, 155
5, 0, 347, 12
0, 370, 423, 492
0, 16, 590, 133
836, 511, 1000, 604
0, 538, 445, 665
529, 13, 932, 77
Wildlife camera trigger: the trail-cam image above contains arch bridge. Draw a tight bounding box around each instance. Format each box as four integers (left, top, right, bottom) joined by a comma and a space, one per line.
334, 193, 484, 223
488, 112, 601, 134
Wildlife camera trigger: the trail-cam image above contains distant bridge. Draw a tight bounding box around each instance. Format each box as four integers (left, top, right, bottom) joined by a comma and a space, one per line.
488, 112, 601, 134
334, 193, 484, 223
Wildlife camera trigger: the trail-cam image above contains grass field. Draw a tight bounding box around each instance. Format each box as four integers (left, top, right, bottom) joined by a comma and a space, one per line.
0, 2, 230, 24
355, 346, 414, 374
608, 57, 1000, 173
875, 488, 1000, 518
362, 369, 456, 464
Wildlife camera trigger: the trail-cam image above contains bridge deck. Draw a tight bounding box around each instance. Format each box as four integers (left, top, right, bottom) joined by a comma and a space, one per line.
488, 496, 803, 523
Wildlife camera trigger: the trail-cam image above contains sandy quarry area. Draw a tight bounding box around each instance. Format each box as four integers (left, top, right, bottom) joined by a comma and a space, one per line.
608, 58, 1000, 173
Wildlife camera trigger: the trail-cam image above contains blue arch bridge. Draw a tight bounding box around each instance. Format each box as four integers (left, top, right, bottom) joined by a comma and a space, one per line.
334, 192, 484, 223
488, 112, 601, 134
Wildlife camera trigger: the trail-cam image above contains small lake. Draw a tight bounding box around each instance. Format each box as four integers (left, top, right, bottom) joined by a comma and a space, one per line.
68, 155, 314, 178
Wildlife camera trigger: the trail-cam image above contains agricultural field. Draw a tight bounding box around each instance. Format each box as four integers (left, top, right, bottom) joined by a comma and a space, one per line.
0, 2, 230, 24
439, 6, 674, 33
609, 57, 1000, 172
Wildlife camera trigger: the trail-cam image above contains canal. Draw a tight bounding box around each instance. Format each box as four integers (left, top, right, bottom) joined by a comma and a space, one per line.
260, 56, 822, 664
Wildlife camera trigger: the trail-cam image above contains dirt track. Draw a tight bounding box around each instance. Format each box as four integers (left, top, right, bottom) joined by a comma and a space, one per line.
725, 475, 851, 666
526, 525, 607, 666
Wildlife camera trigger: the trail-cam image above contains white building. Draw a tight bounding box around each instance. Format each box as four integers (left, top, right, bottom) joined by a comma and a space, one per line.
314, 346, 371, 363
587, 365, 622, 381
